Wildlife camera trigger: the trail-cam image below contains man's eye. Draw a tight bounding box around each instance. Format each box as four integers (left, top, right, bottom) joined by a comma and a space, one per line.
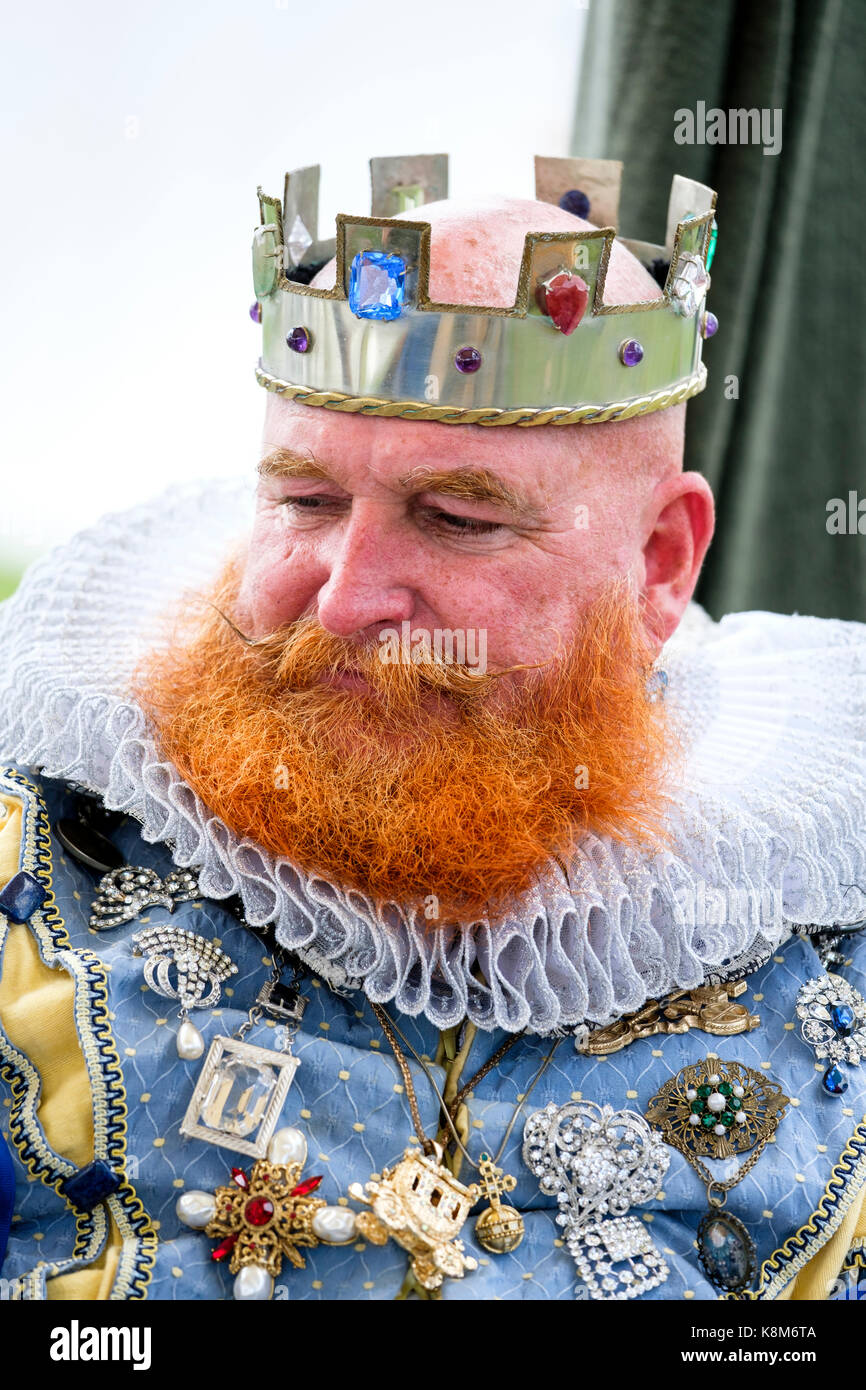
281, 496, 336, 511
426, 509, 504, 536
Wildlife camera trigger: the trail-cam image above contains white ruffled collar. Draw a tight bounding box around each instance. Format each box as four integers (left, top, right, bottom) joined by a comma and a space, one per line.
1, 479, 865, 1033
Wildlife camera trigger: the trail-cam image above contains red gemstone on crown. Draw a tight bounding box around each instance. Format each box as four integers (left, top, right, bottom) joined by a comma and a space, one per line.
230, 1168, 249, 1189
245, 1197, 275, 1227
536, 272, 589, 335
211, 1233, 239, 1262
290, 1175, 323, 1198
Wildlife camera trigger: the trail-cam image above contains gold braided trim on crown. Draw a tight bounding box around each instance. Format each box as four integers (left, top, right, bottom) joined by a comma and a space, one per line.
255, 363, 707, 427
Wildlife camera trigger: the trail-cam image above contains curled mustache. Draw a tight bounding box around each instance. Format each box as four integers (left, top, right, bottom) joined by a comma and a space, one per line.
214, 605, 543, 705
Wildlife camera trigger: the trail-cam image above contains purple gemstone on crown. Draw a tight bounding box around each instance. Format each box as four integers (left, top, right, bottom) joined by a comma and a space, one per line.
701, 311, 719, 340
619, 339, 644, 367
249, 302, 262, 324
287, 327, 310, 353
559, 188, 591, 219
454, 346, 482, 374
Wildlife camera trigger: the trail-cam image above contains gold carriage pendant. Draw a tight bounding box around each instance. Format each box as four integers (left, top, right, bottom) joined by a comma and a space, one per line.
349, 1143, 480, 1291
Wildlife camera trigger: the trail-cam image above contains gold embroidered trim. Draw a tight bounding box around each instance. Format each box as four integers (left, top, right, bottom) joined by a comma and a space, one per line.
733, 1119, 866, 1301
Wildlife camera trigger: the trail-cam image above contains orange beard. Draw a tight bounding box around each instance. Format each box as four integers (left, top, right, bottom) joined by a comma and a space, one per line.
132, 560, 674, 926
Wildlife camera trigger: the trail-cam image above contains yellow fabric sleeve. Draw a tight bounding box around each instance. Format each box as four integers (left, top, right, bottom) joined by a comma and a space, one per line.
0, 791, 122, 1299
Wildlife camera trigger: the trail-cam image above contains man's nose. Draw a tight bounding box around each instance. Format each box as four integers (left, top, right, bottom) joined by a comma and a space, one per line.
315, 507, 416, 637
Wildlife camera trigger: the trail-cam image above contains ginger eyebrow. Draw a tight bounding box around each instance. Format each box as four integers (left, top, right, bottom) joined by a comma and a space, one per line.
258, 448, 332, 481
258, 450, 547, 524
397, 465, 546, 523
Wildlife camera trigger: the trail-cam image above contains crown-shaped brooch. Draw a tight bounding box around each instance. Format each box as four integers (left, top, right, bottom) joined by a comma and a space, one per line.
251, 154, 718, 427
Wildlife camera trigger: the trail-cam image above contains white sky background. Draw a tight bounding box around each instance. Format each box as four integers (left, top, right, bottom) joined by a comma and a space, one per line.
0, 0, 586, 565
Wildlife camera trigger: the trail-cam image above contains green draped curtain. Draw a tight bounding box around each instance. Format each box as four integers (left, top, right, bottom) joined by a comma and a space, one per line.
573, 0, 866, 620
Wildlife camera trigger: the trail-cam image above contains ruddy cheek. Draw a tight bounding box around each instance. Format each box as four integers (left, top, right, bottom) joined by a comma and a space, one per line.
257, 544, 335, 634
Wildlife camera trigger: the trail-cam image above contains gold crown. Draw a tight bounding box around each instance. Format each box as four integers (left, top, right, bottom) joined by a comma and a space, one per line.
252, 154, 718, 427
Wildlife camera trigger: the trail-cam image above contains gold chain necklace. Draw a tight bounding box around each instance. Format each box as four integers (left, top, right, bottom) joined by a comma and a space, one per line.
371, 1002, 561, 1257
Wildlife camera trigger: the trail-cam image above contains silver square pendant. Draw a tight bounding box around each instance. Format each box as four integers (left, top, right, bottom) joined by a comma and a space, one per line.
179, 1035, 301, 1158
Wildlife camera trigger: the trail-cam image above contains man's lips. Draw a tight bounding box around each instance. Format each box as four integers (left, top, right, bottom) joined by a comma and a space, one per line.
316, 669, 372, 693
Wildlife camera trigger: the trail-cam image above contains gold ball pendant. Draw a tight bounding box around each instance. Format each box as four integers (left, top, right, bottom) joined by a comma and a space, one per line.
474, 1204, 525, 1255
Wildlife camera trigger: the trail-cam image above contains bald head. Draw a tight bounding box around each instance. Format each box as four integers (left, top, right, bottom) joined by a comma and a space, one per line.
309, 195, 683, 472
313, 194, 663, 308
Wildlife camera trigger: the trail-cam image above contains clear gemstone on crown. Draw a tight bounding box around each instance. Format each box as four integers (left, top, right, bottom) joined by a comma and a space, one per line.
286, 214, 314, 268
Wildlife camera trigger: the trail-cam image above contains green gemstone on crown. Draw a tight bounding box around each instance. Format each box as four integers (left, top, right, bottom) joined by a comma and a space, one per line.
697, 1084, 712, 1099
718, 1082, 733, 1096
701, 1114, 716, 1128
720, 1111, 735, 1127
690, 1100, 704, 1115
729, 1096, 742, 1111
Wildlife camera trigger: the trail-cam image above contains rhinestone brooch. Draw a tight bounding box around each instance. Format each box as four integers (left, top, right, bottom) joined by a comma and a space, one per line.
523, 1100, 669, 1300
796, 973, 866, 1095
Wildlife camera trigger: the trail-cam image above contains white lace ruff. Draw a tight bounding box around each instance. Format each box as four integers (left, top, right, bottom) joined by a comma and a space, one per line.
1, 479, 865, 1033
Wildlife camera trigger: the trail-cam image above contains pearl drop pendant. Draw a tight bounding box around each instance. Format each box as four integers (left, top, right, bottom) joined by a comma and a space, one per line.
233, 1265, 273, 1300
177, 1018, 205, 1060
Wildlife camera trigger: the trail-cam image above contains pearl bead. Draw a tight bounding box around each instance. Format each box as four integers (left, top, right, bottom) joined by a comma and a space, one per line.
714, 1124, 726, 1136
708, 1074, 720, 1085
707, 1092, 726, 1113
312, 1206, 357, 1245
685, 1088, 697, 1101
735, 1112, 747, 1124
688, 1114, 700, 1125
176, 1190, 216, 1229
733, 1085, 745, 1098
233, 1264, 273, 1300
268, 1126, 308, 1167
176, 1019, 205, 1060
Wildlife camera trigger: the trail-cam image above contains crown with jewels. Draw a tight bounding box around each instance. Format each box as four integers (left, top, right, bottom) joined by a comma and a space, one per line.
251, 154, 718, 428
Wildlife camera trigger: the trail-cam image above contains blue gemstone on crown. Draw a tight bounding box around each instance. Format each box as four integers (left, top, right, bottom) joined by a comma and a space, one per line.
822, 1063, 849, 1095
0, 870, 47, 923
349, 250, 406, 321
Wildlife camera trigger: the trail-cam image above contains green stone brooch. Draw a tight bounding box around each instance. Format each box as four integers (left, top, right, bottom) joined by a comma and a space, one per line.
645, 1058, 790, 1293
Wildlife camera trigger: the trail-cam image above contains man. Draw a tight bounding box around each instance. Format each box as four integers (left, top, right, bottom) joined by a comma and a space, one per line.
0, 155, 864, 1302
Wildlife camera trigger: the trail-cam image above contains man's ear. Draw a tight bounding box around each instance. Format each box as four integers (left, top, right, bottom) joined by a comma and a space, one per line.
640, 472, 715, 645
